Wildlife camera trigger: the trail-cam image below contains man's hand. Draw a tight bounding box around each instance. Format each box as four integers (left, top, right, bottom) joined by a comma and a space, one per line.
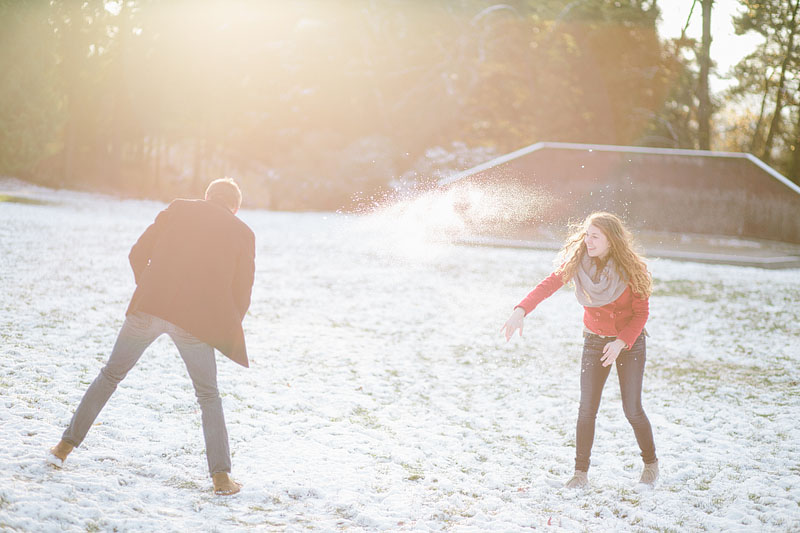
601, 339, 627, 367
501, 307, 526, 342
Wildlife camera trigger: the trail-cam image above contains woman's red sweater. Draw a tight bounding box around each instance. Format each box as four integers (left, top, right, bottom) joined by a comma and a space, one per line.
516, 270, 649, 348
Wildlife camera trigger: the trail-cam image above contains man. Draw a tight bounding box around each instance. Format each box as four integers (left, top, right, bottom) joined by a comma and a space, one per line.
49, 178, 255, 496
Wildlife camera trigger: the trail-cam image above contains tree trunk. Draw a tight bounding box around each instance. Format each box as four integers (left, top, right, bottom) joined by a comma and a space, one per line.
60, 2, 82, 185
749, 72, 771, 154
697, 0, 713, 150
153, 135, 162, 193
791, 111, 800, 184
193, 137, 205, 194
761, 0, 799, 164
62, 119, 77, 186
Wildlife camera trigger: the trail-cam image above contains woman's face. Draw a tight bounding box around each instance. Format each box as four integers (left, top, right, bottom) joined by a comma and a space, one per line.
584, 224, 610, 258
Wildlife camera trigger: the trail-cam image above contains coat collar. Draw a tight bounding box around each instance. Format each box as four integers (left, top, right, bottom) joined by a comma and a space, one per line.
205, 198, 235, 215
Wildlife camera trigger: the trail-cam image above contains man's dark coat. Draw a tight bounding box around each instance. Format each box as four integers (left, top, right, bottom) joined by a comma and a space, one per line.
126, 199, 256, 367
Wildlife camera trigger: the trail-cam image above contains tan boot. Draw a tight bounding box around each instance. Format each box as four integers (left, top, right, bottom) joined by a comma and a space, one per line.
212, 472, 241, 496
639, 459, 659, 485
564, 470, 588, 489
48, 440, 74, 468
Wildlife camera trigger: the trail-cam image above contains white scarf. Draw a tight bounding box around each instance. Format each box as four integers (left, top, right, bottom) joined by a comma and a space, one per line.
573, 253, 627, 307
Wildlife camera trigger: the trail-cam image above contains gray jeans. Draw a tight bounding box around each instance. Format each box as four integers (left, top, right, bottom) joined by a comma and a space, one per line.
62, 311, 231, 475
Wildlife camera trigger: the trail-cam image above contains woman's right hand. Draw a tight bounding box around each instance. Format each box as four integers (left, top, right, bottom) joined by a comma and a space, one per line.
501, 307, 526, 342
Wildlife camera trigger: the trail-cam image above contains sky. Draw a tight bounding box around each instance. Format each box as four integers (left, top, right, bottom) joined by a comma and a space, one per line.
657, 0, 764, 91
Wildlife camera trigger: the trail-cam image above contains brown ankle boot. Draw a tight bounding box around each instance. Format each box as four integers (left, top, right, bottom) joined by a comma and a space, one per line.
639, 459, 659, 485
212, 472, 241, 495
564, 470, 588, 489
48, 440, 74, 467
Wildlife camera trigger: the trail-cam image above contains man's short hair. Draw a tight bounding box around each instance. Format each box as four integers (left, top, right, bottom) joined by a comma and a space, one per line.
205, 178, 242, 211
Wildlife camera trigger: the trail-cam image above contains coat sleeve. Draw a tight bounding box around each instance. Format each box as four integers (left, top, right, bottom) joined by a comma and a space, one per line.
516, 270, 565, 316
616, 292, 649, 348
128, 203, 173, 285
232, 229, 256, 321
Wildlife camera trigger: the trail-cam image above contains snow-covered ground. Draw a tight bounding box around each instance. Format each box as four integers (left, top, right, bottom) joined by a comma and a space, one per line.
1, 179, 799, 532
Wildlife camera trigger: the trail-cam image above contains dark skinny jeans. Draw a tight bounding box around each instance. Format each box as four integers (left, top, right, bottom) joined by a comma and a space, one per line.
575, 332, 656, 472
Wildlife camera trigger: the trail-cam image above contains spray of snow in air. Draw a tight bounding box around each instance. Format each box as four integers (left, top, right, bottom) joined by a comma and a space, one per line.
348, 178, 550, 262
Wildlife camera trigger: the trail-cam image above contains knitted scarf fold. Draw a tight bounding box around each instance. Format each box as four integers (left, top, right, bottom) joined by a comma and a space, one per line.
573, 253, 627, 307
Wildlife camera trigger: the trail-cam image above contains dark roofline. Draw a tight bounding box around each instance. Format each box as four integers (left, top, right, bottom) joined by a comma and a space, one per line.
437, 141, 800, 196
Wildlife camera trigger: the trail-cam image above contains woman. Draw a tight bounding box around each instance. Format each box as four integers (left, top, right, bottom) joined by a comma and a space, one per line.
501, 212, 658, 488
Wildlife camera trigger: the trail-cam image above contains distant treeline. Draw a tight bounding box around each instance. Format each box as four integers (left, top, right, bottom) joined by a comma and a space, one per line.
1, 0, 798, 209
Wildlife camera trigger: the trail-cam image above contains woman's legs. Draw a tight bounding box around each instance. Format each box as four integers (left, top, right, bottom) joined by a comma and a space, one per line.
575, 336, 613, 472
574, 333, 656, 473
615, 335, 657, 465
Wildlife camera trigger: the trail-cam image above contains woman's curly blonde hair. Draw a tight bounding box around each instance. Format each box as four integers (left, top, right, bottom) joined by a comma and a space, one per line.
555, 212, 652, 298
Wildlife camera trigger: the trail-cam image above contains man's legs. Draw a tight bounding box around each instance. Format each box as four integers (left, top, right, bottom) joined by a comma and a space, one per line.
58, 312, 161, 454
165, 321, 231, 477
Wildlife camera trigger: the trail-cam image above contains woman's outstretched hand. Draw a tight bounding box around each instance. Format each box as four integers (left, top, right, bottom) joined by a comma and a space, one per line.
601, 339, 627, 367
501, 307, 526, 342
